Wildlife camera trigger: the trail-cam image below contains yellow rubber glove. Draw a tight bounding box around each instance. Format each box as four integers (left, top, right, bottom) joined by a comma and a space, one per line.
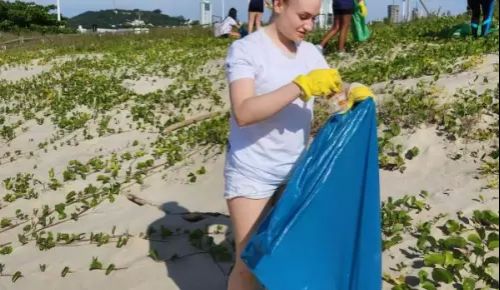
340, 82, 374, 113
293, 69, 343, 102
359, 2, 368, 18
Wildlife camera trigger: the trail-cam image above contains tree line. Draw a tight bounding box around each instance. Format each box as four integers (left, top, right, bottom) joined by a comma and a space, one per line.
0, 1, 72, 33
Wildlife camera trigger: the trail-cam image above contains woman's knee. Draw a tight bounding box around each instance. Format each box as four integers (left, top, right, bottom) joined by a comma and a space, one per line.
231, 261, 258, 283
331, 24, 340, 32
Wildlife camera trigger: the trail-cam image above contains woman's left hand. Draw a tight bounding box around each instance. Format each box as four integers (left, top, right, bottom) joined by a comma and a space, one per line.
343, 83, 374, 112
293, 69, 344, 102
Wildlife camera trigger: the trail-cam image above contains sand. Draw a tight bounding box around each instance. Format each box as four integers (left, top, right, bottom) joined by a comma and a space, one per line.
0, 51, 498, 290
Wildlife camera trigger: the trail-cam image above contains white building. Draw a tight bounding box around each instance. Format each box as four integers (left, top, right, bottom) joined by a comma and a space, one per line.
318, 0, 333, 29
77, 25, 87, 33
128, 19, 146, 27
402, 0, 413, 22
200, 0, 212, 26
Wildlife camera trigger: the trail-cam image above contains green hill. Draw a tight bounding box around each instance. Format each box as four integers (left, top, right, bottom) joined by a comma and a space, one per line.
68, 9, 188, 28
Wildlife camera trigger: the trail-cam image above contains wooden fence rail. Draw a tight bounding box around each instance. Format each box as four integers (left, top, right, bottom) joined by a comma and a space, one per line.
0, 37, 43, 50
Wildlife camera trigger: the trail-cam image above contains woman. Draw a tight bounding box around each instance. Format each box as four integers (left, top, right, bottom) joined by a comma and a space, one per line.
224, 0, 344, 289
468, 0, 496, 37
317, 0, 367, 53
216, 8, 243, 38
248, 0, 273, 33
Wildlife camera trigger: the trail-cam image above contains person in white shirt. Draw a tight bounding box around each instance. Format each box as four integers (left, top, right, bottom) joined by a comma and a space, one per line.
216, 8, 242, 38
224, 0, 344, 289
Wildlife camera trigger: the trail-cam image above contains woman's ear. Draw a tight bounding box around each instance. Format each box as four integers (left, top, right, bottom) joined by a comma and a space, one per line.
273, 0, 286, 14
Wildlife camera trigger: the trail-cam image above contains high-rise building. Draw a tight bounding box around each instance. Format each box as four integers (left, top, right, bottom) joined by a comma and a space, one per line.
388, 5, 400, 23
411, 8, 420, 20
406, 0, 412, 21
200, 0, 212, 26
319, 0, 333, 29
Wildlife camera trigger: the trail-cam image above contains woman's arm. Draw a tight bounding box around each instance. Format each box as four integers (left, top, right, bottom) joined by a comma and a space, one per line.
231, 18, 241, 29
229, 69, 343, 126
230, 78, 301, 127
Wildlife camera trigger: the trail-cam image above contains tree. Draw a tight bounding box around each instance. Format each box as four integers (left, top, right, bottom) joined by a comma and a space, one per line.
0, 1, 68, 32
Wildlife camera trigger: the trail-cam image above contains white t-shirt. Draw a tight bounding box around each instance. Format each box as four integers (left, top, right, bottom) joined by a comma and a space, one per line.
216, 17, 238, 37
225, 29, 329, 184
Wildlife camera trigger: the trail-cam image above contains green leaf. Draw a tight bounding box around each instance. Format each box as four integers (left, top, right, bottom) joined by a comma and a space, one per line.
473, 210, 499, 226
444, 220, 460, 234
61, 266, 70, 277
484, 256, 499, 266
432, 268, 454, 284
425, 251, 463, 267
105, 264, 115, 275
12, 271, 22, 283
418, 270, 429, 281
462, 278, 476, 290
405, 146, 420, 160
148, 249, 160, 262
442, 236, 467, 249
476, 227, 486, 240
467, 233, 482, 246
421, 281, 437, 290
473, 245, 486, 257
488, 239, 499, 250
0, 245, 13, 255
425, 253, 445, 266
49, 168, 55, 179
487, 232, 499, 250
89, 257, 103, 270
383, 234, 403, 250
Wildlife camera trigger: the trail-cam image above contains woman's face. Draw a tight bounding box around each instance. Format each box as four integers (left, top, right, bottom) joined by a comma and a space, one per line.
273, 0, 321, 42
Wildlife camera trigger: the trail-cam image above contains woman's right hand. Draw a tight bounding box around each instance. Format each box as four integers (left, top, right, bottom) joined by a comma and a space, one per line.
358, 1, 368, 17
293, 69, 343, 102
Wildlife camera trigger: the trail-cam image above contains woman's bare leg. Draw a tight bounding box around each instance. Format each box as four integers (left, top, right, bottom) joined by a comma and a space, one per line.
320, 16, 341, 48
248, 12, 257, 33
226, 196, 273, 290
338, 14, 353, 52
255, 13, 264, 30
229, 31, 241, 39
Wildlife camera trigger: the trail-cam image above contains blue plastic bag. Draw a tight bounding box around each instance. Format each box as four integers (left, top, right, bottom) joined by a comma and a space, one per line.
242, 99, 382, 290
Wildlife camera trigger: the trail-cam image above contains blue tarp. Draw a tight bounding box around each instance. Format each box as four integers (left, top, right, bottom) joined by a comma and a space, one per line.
242, 99, 382, 290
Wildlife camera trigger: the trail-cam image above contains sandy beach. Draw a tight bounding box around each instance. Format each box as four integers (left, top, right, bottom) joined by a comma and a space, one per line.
0, 26, 498, 290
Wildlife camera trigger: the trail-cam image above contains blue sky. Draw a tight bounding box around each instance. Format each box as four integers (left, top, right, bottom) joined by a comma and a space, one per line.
26, 0, 467, 22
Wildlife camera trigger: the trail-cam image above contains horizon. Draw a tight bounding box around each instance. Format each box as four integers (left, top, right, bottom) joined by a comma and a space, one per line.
22, 0, 466, 23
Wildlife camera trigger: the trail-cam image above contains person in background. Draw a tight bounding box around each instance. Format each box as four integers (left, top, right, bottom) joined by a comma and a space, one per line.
468, 0, 497, 37
216, 8, 246, 39
316, 0, 367, 54
248, 0, 273, 33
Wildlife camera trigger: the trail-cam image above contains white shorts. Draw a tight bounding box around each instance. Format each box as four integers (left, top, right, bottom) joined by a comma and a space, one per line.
224, 158, 283, 200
